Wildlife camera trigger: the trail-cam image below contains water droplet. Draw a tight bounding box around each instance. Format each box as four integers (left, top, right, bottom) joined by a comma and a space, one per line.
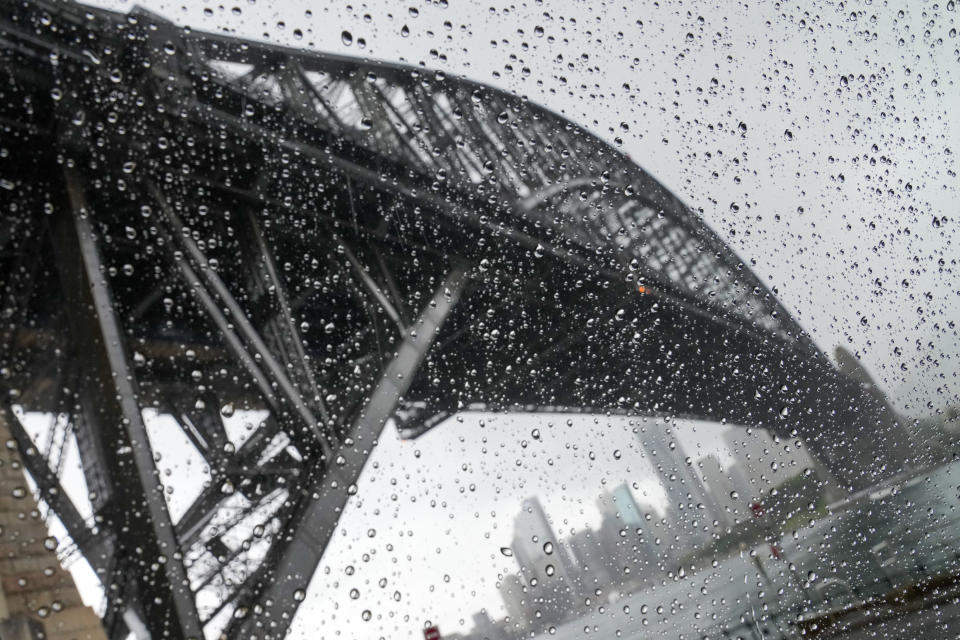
543, 541, 553, 555
341, 30, 353, 46
545, 564, 555, 576
220, 403, 234, 418
350, 588, 360, 599
400, 24, 410, 37
43, 536, 58, 551
500, 547, 514, 557
293, 589, 306, 602
361, 609, 372, 621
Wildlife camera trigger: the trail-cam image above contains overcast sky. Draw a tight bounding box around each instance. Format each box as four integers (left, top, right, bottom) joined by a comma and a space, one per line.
55, 0, 960, 637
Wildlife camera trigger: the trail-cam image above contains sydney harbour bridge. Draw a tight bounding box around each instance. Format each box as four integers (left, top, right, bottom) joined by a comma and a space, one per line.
0, 1, 912, 638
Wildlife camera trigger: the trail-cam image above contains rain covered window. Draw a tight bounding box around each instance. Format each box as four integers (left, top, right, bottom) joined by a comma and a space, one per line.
0, 1, 957, 640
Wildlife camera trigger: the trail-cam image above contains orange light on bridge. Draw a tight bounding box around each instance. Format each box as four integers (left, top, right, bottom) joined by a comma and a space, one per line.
637, 285, 647, 294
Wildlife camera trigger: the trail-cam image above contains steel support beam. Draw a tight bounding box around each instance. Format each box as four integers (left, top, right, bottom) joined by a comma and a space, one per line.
54, 168, 204, 640
245, 208, 327, 420
153, 186, 333, 454
229, 265, 469, 639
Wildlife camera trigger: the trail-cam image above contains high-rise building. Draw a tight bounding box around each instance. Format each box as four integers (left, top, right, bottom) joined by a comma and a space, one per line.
595, 484, 660, 584
468, 611, 508, 640
722, 426, 825, 502
638, 422, 720, 548
497, 573, 531, 628
722, 428, 775, 501
564, 529, 612, 595
698, 454, 750, 526
511, 498, 559, 582
510, 498, 575, 625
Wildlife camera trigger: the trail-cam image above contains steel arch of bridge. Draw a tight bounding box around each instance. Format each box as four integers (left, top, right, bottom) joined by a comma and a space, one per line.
0, 1, 911, 638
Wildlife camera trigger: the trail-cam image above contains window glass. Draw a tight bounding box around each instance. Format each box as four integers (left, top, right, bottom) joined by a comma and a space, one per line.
0, 2, 956, 639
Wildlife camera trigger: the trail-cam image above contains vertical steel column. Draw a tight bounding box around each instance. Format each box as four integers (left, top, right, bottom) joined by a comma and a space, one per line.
54, 169, 204, 639
229, 265, 469, 639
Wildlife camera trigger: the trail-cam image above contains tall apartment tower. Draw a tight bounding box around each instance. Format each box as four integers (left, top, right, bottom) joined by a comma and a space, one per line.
697, 454, 751, 526
510, 498, 575, 624
638, 422, 721, 549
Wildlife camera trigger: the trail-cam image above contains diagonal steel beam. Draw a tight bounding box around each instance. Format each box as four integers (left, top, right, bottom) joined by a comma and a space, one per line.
152, 186, 333, 453
245, 208, 327, 421
228, 265, 469, 639
55, 168, 204, 639
336, 233, 406, 333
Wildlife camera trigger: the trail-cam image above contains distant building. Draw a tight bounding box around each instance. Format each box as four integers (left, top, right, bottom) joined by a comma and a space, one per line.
564, 529, 612, 596
638, 423, 720, 548
722, 428, 771, 495
497, 573, 531, 629
510, 498, 576, 626
467, 611, 508, 640
609, 483, 645, 527
595, 484, 658, 582
723, 426, 832, 502
698, 454, 750, 526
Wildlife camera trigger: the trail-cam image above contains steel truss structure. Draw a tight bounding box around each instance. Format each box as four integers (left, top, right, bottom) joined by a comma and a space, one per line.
0, 1, 911, 638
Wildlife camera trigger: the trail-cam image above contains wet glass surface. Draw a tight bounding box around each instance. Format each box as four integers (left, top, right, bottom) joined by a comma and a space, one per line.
0, 1, 956, 639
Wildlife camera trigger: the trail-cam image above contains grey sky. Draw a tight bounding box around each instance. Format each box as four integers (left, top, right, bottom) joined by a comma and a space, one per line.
53, 0, 960, 637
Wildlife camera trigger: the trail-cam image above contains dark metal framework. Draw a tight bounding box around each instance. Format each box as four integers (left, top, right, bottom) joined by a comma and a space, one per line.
0, 1, 911, 638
